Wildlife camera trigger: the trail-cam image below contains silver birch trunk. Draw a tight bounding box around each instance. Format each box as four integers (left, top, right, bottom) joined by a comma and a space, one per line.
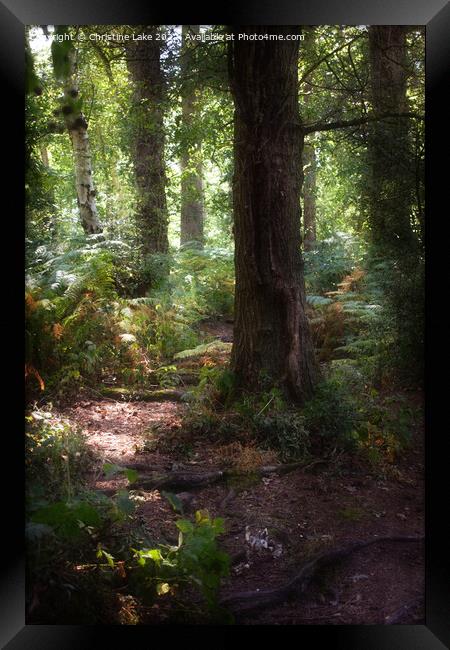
63, 49, 102, 234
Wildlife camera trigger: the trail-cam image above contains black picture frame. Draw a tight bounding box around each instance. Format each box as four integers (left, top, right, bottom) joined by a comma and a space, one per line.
3, 0, 448, 646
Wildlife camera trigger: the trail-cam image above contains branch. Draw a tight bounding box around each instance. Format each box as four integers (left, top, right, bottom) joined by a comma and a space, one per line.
299, 33, 365, 85
132, 458, 328, 491
303, 111, 424, 134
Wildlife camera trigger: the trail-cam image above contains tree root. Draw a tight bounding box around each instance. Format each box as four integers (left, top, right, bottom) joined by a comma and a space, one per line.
133, 458, 327, 491
219, 535, 424, 615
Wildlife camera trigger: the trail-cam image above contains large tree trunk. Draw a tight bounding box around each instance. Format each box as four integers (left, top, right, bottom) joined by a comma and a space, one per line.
367, 26, 415, 252
63, 49, 102, 235
302, 137, 317, 251
180, 25, 204, 248
228, 26, 317, 403
367, 26, 423, 383
127, 26, 169, 255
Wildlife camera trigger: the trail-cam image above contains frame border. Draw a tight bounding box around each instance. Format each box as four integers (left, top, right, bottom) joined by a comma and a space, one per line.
3, 0, 448, 646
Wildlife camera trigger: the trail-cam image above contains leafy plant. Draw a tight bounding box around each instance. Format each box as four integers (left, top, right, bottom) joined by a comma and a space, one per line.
254, 411, 310, 462
129, 510, 231, 617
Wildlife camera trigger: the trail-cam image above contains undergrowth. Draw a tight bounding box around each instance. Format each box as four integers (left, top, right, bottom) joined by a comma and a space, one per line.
26, 406, 232, 624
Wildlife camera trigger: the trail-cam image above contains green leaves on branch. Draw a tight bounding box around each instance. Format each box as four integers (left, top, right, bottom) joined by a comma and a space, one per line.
51, 26, 74, 81
131, 509, 230, 613
31, 499, 101, 540
25, 42, 42, 96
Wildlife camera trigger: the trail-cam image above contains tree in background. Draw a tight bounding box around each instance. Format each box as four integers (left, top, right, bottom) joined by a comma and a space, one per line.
179, 25, 204, 249
302, 137, 317, 251
26, 30, 60, 250
228, 25, 317, 403
51, 27, 102, 234
367, 26, 416, 252
126, 25, 169, 256
366, 26, 424, 383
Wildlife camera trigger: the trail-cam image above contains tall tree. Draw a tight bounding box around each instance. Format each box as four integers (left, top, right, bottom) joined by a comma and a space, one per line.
302, 136, 317, 251
228, 26, 317, 403
127, 25, 169, 255
180, 25, 204, 248
367, 26, 423, 382
367, 26, 415, 252
52, 32, 102, 234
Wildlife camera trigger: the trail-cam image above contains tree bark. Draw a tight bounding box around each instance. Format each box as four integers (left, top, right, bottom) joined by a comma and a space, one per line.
228, 26, 317, 403
127, 26, 169, 255
302, 138, 317, 251
63, 48, 102, 235
180, 25, 204, 249
367, 26, 415, 251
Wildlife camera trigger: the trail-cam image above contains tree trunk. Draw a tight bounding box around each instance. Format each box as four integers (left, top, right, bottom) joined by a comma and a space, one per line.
228, 26, 317, 403
127, 26, 169, 255
63, 48, 102, 235
180, 25, 204, 249
367, 26, 423, 383
302, 137, 317, 251
367, 26, 415, 252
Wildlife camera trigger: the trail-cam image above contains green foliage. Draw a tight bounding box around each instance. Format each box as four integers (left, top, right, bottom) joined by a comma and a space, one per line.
301, 377, 358, 450
31, 499, 101, 540
170, 247, 235, 320
26, 408, 92, 501
26, 242, 137, 394
130, 509, 230, 615
255, 411, 310, 462
103, 463, 139, 485
51, 27, 74, 81
304, 232, 365, 295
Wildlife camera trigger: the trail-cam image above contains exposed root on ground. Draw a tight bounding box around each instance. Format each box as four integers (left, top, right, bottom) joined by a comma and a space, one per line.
131, 458, 328, 491
219, 535, 424, 615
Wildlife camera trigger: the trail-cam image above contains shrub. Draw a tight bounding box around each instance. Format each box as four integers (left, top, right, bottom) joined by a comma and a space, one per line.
26, 407, 93, 502
301, 377, 358, 451
304, 232, 365, 295
129, 509, 231, 618
254, 411, 310, 462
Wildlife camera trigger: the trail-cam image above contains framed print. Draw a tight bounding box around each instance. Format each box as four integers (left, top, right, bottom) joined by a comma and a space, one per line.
2, 0, 448, 646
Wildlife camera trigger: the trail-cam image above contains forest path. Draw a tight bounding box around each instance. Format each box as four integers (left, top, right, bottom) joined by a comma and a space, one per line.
59, 385, 425, 625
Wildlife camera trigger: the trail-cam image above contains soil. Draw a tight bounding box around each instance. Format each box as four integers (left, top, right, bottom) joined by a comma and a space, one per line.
55, 322, 425, 625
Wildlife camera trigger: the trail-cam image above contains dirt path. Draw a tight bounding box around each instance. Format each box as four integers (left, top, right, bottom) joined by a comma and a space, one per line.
60, 385, 424, 625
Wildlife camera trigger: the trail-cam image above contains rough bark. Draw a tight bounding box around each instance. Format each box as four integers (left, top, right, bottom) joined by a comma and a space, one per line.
180, 25, 204, 248
367, 27, 424, 383
63, 49, 102, 235
127, 26, 169, 255
367, 26, 415, 251
302, 138, 317, 250
228, 26, 317, 404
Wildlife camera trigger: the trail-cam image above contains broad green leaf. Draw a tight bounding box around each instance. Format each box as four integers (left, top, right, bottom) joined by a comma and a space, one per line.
115, 489, 135, 515
161, 491, 184, 513
124, 468, 138, 484
175, 519, 194, 534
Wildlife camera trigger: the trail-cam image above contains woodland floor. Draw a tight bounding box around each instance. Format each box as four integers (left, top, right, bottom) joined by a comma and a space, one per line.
55, 322, 425, 626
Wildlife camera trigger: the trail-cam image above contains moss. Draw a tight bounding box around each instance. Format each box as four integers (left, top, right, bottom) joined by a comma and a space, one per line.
99, 386, 183, 401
